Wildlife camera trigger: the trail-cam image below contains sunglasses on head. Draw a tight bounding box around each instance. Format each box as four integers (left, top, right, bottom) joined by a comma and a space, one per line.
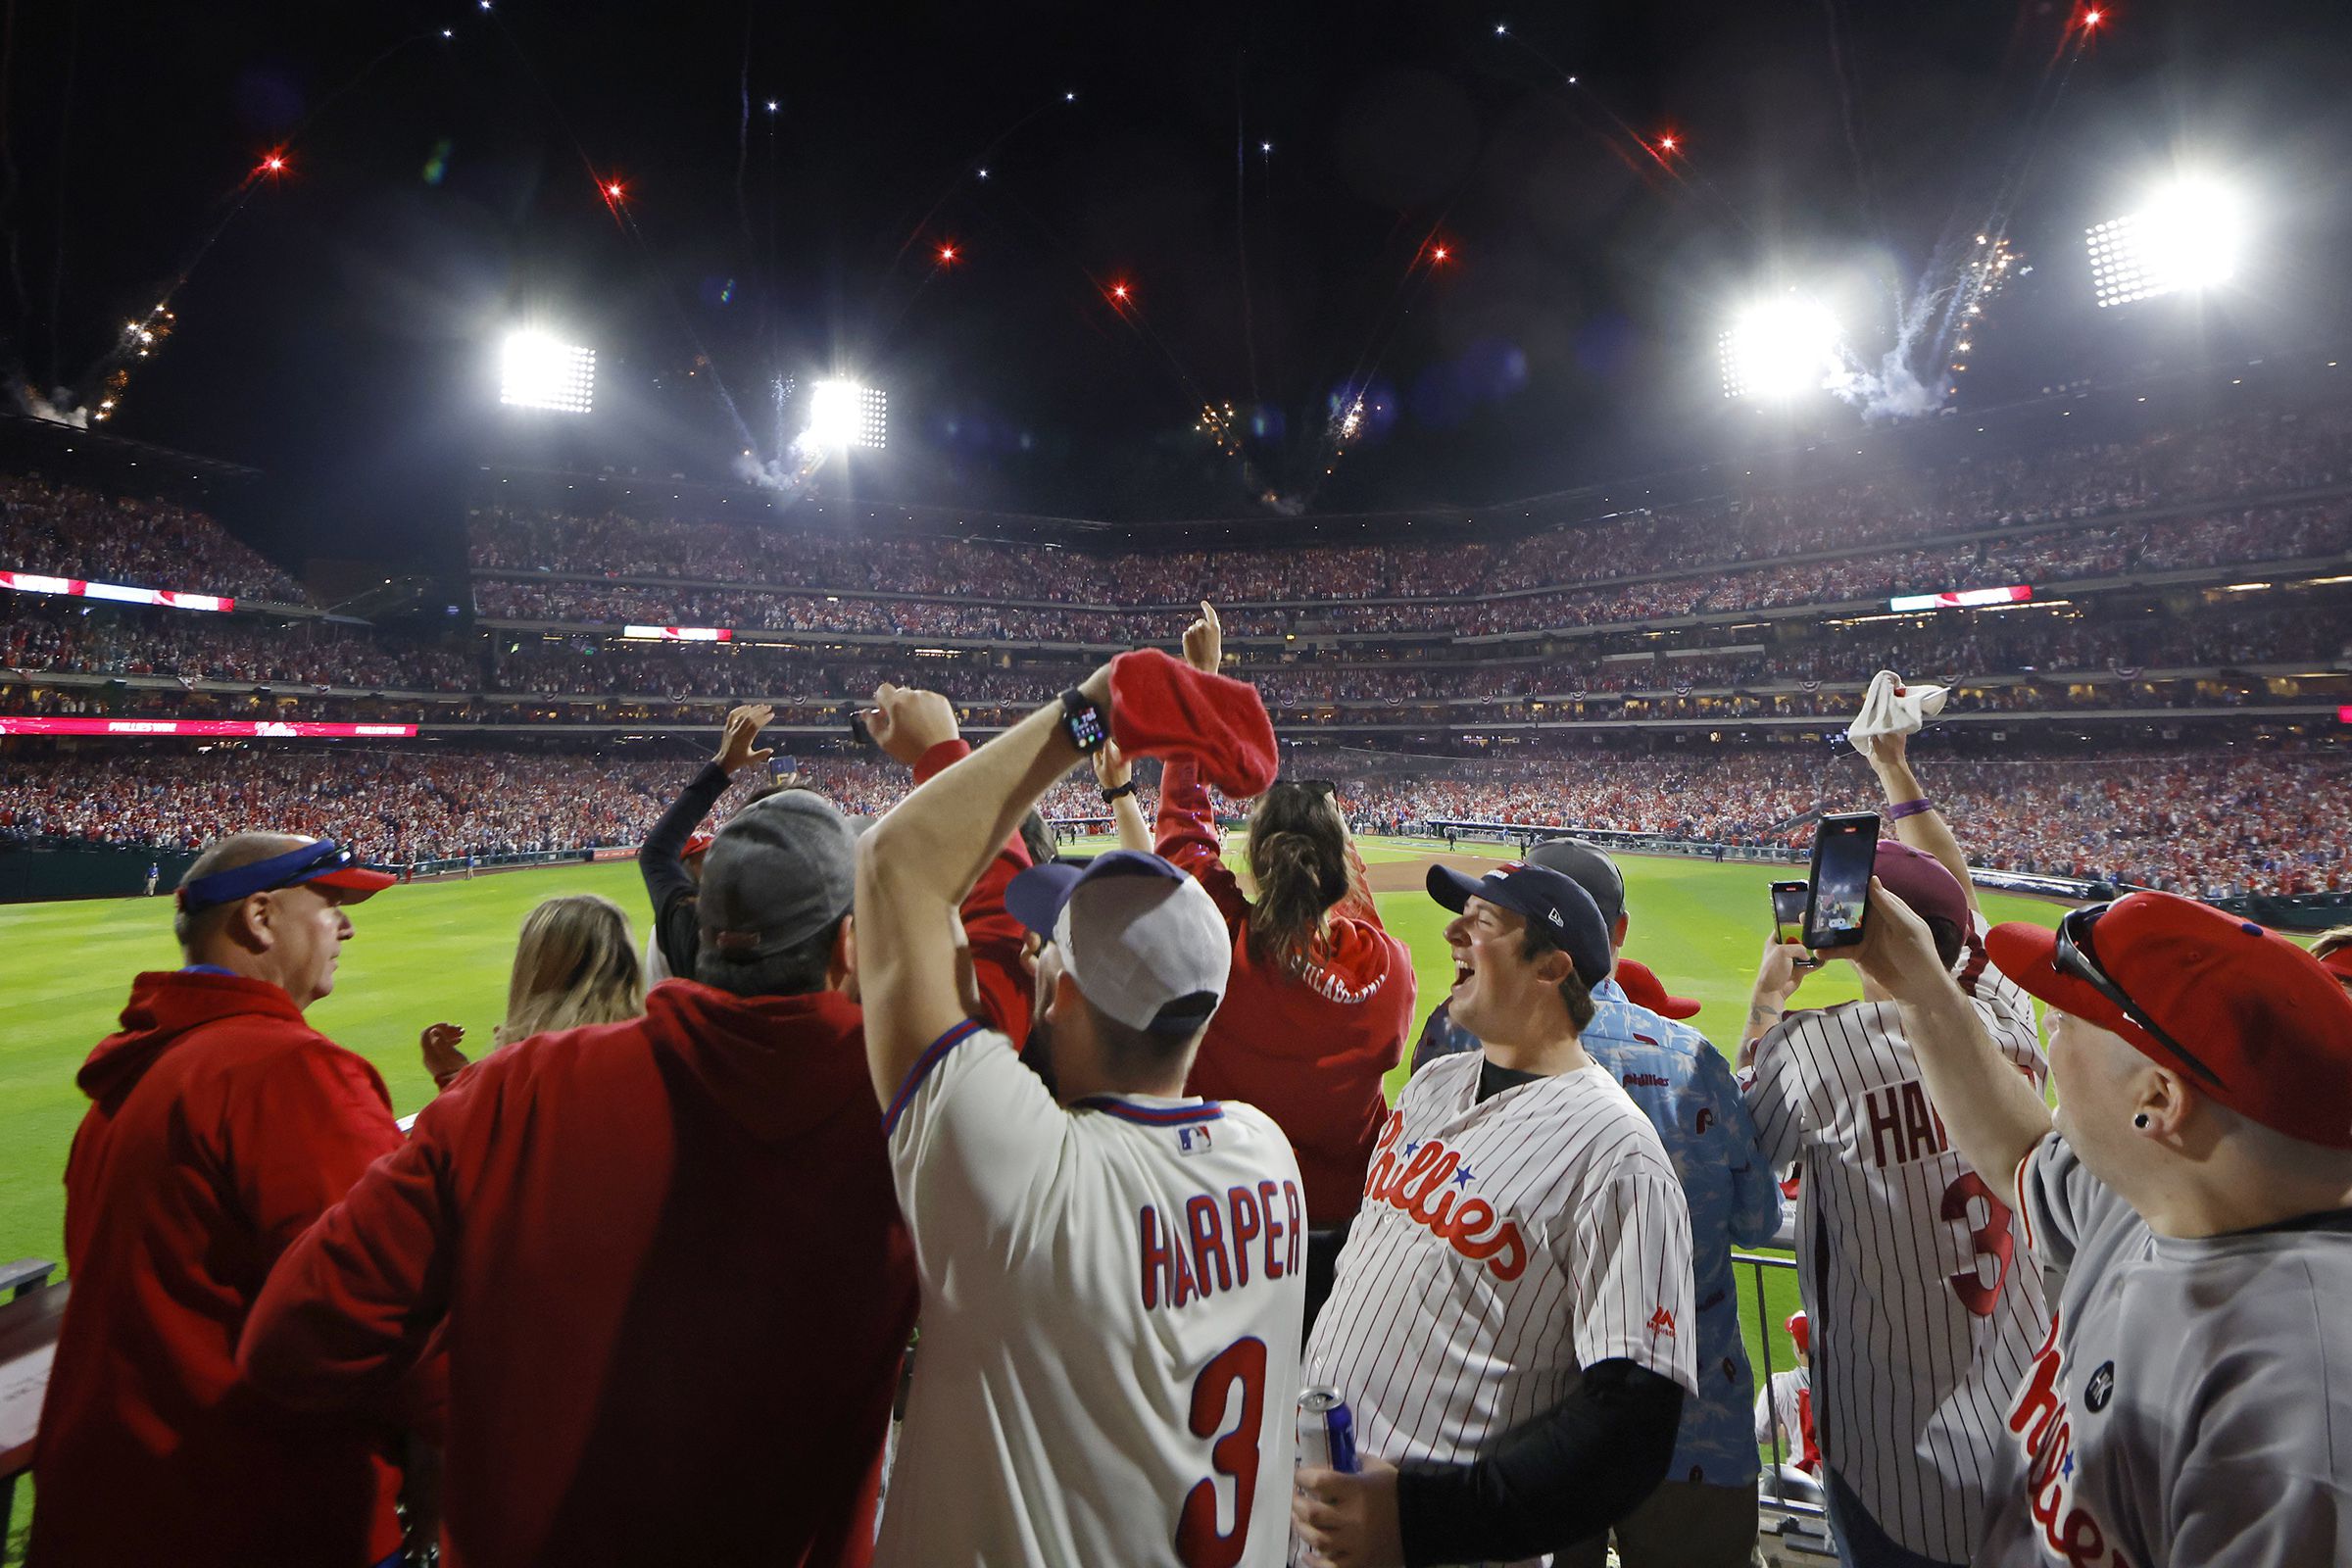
2051, 903, 2225, 1088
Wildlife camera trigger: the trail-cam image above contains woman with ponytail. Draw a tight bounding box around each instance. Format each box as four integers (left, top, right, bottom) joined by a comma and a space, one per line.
1153, 603, 1414, 1328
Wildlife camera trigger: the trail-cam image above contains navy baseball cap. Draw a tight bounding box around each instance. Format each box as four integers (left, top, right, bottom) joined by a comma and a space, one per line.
1427, 861, 1612, 987
1007, 850, 1232, 1037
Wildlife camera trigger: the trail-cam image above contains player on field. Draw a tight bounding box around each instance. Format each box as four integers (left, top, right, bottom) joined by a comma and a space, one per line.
1411, 838, 1782, 1567
1739, 734, 2049, 1568
1294, 861, 1697, 1568
1755, 1311, 1822, 1482
858, 669, 1307, 1567
1843, 878, 2352, 1567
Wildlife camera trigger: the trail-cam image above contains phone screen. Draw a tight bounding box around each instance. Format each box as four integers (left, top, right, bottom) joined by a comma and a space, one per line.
1805, 813, 1882, 949
1771, 882, 1809, 947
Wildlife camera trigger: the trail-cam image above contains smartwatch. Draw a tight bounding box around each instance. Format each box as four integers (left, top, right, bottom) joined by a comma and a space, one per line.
1059, 689, 1109, 755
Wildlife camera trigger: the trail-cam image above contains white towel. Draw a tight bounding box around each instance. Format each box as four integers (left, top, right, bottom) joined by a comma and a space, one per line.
1845, 668, 1947, 747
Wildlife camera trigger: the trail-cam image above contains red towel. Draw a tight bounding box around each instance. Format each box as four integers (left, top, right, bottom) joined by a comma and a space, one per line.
1107, 649, 1278, 798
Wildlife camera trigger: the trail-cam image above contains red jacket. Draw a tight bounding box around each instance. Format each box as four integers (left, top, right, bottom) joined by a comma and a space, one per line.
31, 970, 409, 1568
239, 981, 918, 1568
1156, 760, 1414, 1225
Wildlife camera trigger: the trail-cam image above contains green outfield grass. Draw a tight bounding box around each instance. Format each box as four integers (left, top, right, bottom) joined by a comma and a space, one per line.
0, 842, 2070, 1546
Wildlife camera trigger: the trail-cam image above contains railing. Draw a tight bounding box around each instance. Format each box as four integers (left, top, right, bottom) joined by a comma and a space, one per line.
1734, 1245, 1829, 1524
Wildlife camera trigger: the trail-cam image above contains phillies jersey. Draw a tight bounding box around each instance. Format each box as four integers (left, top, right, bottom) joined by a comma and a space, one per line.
1976, 1136, 2352, 1567
877, 1020, 1306, 1568
1755, 1368, 1821, 1475
1305, 1053, 1697, 1482
1740, 915, 2049, 1563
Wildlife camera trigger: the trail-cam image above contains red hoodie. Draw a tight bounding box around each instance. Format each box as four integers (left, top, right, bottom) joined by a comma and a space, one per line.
1156, 759, 1414, 1225
239, 981, 917, 1568
31, 969, 409, 1568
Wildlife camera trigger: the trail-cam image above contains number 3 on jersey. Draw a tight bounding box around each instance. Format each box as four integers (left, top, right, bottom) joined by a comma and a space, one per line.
1940, 1170, 2015, 1317
1176, 1337, 1267, 1568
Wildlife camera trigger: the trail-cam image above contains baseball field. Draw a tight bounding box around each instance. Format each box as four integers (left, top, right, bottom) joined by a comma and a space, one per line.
0, 838, 2072, 1556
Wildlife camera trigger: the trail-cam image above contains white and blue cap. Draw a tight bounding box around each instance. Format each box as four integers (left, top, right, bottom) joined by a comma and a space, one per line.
1006, 849, 1232, 1037
1427, 860, 1613, 987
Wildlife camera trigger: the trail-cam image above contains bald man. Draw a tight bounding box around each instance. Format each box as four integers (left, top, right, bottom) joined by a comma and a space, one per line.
30, 833, 416, 1568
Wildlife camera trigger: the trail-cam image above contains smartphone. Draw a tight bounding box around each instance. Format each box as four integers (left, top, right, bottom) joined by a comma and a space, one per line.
845, 705, 872, 747
1771, 881, 1822, 968
1804, 812, 1882, 950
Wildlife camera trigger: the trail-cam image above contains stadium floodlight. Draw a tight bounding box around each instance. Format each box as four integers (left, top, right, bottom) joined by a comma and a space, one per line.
500, 330, 596, 414
2084, 177, 2244, 308
808, 378, 888, 450
1718, 297, 1841, 401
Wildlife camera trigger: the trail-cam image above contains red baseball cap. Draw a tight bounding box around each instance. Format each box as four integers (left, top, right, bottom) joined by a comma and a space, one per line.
1616, 957, 1701, 1020
683, 832, 716, 860
1988, 891, 2352, 1151
2321, 945, 2352, 985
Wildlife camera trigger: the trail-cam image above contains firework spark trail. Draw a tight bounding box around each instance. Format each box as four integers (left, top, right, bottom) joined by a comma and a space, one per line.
1842, 11, 2094, 419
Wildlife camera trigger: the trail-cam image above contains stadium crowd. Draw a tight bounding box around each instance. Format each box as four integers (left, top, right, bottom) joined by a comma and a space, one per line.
3, 733, 2342, 896
468, 497, 2352, 639
467, 402, 2352, 599
0, 475, 307, 602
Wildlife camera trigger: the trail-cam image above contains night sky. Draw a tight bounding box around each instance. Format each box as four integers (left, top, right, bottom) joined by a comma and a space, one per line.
2, 0, 2348, 562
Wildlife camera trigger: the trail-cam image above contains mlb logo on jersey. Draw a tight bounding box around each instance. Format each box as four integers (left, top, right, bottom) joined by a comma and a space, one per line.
1177, 1124, 1214, 1156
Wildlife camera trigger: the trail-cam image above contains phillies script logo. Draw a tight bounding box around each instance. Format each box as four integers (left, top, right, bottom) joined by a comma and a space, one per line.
1362, 1112, 1528, 1281
2005, 1307, 2130, 1566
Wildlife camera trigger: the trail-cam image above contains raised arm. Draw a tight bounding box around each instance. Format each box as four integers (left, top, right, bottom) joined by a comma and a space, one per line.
1863, 730, 1977, 913
1093, 741, 1152, 854
1846, 878, 2051, 1209
857, 672, 1110, 1107
1151, 602, 1249, 920
864, 687, 1039, 1045
639, 703, 773, 969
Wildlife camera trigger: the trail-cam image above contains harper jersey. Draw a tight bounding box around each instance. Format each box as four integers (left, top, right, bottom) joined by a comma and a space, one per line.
1740, 914, 2050, 1564
875, 1020, 1307, 1568
1305, 1051, 1698, 1490
1976, 1135, 2352, 1567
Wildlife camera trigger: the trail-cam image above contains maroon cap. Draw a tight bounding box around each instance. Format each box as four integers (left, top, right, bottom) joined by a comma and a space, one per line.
1989, 891, 2352, 1151
1872, 841, 1971, 939
1616, 957, 1702, 1020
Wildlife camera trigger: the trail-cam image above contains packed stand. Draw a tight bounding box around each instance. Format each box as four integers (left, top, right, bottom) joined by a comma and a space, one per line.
0, 475, 308, 602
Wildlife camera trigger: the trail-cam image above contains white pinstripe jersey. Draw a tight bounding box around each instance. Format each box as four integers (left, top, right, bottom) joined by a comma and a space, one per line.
1741, 917, 2050, 1564
1304, 1053, 1698, 1485
878, 1022, 1307, 1568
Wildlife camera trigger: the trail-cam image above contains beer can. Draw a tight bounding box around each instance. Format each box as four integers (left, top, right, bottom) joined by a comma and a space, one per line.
1296, 1387, 1359, 1474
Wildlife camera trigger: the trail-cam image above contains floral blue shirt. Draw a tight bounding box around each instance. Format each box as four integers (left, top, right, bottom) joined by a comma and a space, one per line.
1414, 977, 1785, 1486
